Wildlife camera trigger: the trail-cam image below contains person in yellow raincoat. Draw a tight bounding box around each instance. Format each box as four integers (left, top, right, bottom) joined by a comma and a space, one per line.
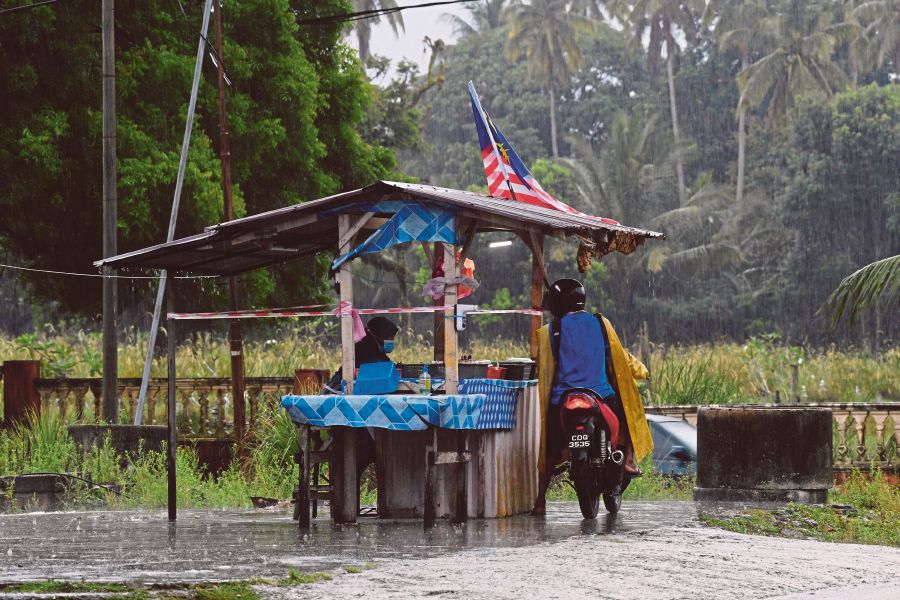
532, 278, 652, 515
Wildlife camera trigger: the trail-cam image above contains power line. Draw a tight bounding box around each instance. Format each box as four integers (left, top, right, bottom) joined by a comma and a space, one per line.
0, 0, 57, 16
296, 0, 478, 26
0, 262, 215, 280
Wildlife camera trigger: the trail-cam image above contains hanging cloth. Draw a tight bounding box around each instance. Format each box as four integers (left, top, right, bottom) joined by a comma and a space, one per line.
331, 201, 458, 270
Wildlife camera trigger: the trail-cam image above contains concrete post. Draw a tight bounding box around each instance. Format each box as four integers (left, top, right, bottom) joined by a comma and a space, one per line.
695, 406, 833, 503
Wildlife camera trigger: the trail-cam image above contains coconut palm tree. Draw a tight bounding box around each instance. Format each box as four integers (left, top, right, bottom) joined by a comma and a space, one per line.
644, 177, 740, 275
560, 111, 659, 223
605, 0, 703, 207
441, 0, 512, 37
506, 0, 593, 157
824, 254, 900, 326
352, 0, 405, 68
851, 0, 900, 74
736, 0, 847, 124
706, 0, 772, 206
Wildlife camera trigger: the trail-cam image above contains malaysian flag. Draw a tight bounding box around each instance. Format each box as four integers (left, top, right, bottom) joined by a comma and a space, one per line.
468, 81, 618, 225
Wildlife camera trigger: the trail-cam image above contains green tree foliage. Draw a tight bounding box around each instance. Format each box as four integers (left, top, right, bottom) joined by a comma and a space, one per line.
440, 0, 512, 38
0, 0, 393, 316
506, 0, 593, 157
351, 0, 404, 68
736, 0, 847, 124
776, 84, 900, 341
605, 0, 704, 205
825, 254, 900, 326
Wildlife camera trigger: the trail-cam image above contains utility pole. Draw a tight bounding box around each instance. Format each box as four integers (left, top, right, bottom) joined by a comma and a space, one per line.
213, 0, 246, 446
101, 0, 118, 423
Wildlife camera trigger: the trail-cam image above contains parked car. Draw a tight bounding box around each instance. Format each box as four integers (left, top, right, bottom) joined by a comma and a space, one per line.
646, 414, 697, 476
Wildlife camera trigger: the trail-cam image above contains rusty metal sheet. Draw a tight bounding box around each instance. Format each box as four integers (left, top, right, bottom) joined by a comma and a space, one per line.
95, 181, 664, 276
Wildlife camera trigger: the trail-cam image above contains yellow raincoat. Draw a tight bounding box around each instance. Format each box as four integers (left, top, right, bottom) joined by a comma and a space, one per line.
536, 315, 652, 475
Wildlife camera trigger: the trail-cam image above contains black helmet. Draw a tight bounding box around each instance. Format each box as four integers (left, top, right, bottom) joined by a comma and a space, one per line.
544, 278, 586, 318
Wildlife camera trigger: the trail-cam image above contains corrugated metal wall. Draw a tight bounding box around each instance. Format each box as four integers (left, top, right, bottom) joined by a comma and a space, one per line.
375, 386, 541, 519
468, 386, 540, 518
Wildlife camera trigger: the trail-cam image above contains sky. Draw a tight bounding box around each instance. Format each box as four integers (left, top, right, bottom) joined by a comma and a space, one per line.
356, 2, 468, 74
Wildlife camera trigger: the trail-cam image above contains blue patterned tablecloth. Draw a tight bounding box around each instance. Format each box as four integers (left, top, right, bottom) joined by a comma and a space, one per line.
459, 379, 537, 429
281, 394, 486, 431
282, 379, 536, 431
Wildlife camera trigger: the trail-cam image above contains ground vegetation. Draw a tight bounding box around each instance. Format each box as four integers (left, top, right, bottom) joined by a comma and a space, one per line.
0, 0, 393, 328
701, 470, 900, 547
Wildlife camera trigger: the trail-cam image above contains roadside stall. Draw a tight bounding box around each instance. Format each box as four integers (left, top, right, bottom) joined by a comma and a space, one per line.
96, 180, 663, 528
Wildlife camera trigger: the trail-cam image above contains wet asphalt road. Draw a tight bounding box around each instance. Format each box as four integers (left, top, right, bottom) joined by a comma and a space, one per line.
0, 501, 699, 584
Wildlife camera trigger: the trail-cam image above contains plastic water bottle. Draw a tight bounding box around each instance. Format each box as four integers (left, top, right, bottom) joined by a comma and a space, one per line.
419, 364, 432, 395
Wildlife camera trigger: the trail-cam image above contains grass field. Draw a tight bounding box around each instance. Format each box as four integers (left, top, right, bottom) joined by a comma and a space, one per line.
0, 411, 690, 509
701, 470, 900, 547
1, 326, 897, 407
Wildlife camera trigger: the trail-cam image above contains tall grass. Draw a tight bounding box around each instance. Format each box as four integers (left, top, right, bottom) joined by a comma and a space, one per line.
0, 412, 77, 474
0, 326, 897, 405
647, 340, 899, 405
0, 411, 298, 509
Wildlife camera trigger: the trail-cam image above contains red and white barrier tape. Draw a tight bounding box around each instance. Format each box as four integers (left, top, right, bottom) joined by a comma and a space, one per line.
168, 303, 455, 321
464, 309, 542, 316
167, 305, 543, 321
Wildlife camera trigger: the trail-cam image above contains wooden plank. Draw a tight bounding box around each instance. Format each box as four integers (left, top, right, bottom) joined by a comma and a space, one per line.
376, 429, 427, 518
337, 214, 356, 395
166, 289, 177, 522
297, 426, 311, 528
420, 241, 435, 267
331, 214, 357, 524
337, 212, 375, 249
442, 243, 466, 523
476, 432, 487, 519
443, 243, 459, 395
529, 233, 545, 360
457, 219, 477, 266
424, 427, 437, 528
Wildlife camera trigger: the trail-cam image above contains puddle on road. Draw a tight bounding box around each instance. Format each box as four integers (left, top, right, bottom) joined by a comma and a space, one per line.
0, 501, 700, 584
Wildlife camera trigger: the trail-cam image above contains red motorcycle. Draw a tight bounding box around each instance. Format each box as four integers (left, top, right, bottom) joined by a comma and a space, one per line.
560, 388, 628, 518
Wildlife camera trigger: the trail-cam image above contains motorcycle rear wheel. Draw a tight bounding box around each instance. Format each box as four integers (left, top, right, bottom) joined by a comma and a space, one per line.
603, 492, 622, 514
572, 464, 600, 519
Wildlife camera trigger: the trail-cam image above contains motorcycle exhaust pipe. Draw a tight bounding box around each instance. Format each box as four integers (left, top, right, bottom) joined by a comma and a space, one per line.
610, 450, 624, 465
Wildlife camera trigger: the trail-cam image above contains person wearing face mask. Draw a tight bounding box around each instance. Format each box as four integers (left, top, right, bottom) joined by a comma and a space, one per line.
326, 316, 400, 392
325, 316, 399, 513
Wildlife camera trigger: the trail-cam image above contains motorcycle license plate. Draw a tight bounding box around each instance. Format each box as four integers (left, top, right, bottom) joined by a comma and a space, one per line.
569, 433, 590, 448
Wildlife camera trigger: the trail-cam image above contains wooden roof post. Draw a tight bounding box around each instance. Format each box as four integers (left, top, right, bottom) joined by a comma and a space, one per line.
443, 242, 459, 395
332, 213, 357, 524
166, 282, 177, 522
529, 232, 545, 360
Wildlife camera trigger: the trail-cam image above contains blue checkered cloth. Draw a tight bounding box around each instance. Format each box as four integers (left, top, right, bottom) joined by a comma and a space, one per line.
330, 200, 458, 269
459, 379, 537, 429
281, 394, 485, 431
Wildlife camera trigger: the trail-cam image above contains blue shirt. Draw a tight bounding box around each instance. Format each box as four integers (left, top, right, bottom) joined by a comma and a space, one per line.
550, 312, 615, 404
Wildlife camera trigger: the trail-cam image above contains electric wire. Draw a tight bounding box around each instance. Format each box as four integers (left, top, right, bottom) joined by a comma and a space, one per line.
295, 0, 478, 26
0, 262, 215, 280
0, 0, 57, 17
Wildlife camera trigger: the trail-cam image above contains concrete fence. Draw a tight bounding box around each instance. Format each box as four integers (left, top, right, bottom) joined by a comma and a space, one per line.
1, 360, 328, 439
3, 361, 897, 471
646, 402, 900, 472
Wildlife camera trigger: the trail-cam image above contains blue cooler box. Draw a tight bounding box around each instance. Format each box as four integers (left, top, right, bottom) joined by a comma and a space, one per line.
352, 361, 400, 395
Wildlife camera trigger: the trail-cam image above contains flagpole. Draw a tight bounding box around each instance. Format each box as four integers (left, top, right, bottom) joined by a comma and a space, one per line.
468, 82, 518, 202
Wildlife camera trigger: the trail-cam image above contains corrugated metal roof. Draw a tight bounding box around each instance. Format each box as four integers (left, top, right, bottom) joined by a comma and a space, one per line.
95, 181, 665, 276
